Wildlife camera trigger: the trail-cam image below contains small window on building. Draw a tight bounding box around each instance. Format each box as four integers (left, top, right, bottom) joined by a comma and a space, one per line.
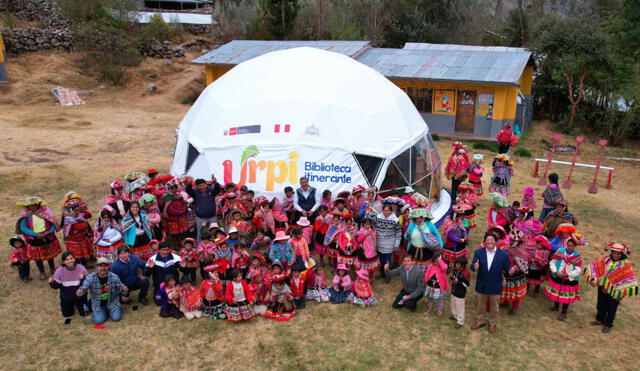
405, 87, 433, 113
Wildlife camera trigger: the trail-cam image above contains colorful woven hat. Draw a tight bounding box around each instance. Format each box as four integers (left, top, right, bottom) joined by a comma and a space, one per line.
490, 192, 509, 207
605, 242, 630, 256
508, 228, 525, 242
351, 185, 366, 195
139, 193, 156, 206
488, 224, 507, 238
495, 153, 514, 166
204, 258, 230, 274
409, 208, 433, 220
16, 196, 46, 208
555, 223, 576, 236
110, 180, 123, 190
251, 253, 266, 266
472, 153, 484, 163
214, 236, 228, 245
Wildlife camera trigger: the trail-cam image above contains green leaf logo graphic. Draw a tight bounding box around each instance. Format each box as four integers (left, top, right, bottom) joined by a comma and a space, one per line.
241, 145, 260, 165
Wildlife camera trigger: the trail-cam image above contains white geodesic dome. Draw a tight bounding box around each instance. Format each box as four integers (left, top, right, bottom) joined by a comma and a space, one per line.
171, 47, 448, 220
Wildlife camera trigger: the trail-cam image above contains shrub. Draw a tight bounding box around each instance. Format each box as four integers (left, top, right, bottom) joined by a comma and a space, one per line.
472, 141, 499, 152
514, 147, 532, 157
431, 133, 440, 141
140, 14, 178, 43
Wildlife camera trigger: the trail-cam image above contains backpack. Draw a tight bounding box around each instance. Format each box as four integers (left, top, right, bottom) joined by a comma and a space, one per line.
543, 187, 562, 207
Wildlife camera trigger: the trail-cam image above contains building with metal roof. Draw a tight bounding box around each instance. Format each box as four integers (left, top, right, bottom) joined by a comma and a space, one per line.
192, 40, 534, 138
0, 34, 8, 84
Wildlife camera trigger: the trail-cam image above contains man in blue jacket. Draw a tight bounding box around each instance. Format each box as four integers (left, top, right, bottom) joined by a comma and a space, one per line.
184, 175, 221, 243
110, 245, 150, 305
470, 232, 513, 334
143, 242, 182, 305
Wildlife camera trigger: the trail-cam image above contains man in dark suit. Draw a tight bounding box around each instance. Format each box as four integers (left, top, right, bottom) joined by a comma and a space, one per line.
385, 255, 425, 312
470, 232, 513, 333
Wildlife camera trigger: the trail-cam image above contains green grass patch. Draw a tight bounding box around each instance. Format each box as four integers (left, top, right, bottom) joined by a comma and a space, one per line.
471, 141, 499, 152
514, 147, 532, 157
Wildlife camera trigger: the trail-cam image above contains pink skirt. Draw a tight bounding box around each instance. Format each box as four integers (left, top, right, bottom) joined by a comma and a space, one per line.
544, 277, 580, 304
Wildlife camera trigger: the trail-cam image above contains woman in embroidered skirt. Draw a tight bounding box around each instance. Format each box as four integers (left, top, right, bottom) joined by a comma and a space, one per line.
355, 218, 379, 280
441, 216, 468, 265
162, 179, 191, 249
545, 236, 582, 321
122, 202, 155, 260
584, 242, 638, 333
489, 154, 514, 197
404, 208, 443, 272
16, 197, 61, 279
61, 201, 94, 267
453, 181, 477, 230
527, 235, 551, 297
500, 228, 531, 315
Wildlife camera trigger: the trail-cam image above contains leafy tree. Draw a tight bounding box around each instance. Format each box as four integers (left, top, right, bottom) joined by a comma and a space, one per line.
257, 0, 300, 39
532, 15, 613, 127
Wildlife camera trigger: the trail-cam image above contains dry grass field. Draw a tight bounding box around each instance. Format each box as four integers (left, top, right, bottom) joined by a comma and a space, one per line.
1, 51, 639, 370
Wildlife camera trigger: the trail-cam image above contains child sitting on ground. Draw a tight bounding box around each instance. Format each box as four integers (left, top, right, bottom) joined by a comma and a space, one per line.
159, 275, 182, 319
329, 264, 352, 304
9, 236, 31, 282
306, 266, 330, 303
264, 277, 296, 321
250, 273, 271, 316
172, 276, 203, 320
352, 268, 377, 307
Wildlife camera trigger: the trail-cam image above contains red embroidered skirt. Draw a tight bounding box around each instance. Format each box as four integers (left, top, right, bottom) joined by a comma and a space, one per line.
27, 238, 61, 261
96, 240, 124, 263
165, 215, 190, 235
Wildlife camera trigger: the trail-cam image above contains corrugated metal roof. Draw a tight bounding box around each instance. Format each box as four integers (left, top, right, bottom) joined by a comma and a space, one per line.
403, 42, 527, 53
191, 40, 371, 65
356, 46, 531, 85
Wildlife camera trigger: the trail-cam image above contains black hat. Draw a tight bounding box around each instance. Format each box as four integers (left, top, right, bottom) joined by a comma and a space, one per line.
117, 245, 131, 254
159, 241, 171, 249
291, 263, 306, 272
455, 256, 468, 266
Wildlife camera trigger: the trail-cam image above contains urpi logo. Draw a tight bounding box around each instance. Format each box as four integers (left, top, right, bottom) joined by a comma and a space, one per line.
222, 145, 299, 191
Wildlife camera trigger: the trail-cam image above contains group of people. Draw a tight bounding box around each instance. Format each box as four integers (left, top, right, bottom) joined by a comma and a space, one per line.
9, 141, 638, 333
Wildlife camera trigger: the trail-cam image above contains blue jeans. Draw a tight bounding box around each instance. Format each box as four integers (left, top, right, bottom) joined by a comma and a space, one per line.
379, 253, 392, 267
539, 207, 554, 222
92, 305, 122, 324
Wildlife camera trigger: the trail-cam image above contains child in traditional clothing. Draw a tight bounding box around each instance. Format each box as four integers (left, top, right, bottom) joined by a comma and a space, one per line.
268, 262, 288, 285
265, 276, 296, 321
290, 227, 310, 266
355, 218, 379, 280
178, 238, 199, 282
289, 264, 307, 309
247, 253, 269, 282
545, 236, 582, 321
281, 186, 295, 224
226, 227, 241, 246
584, 242, 638, 333
500, 229, 531, 315
329, 264, 352, 304
423, 253, 449, 316
269, 231, 295, 271
521, 187, 536, 219
352, 268, 377, 307
441, 216, 468, 265
453, 182, 477, 230
306, 266, 330, 303
213, 237, 234, 280
528, 235, 551, 297
467, 154, 484, 196
197, 231, 216, 280
324, 214, 342, 270
337, 229, 359, 270
250, 229, 273, 259
159, 275, 183, 319
489, 154, 514, 196
313, 206, 330, 267
231, 243, 251, 277
9, 236, 31, 281
449, 257, 470, 329
199, 270, 226, 319
230, 210, 252, 245
94, 209, 124, 264
250, 273, 271, 316
225, 270, 256, 322
172, 277, 203, 320
49, 252, 89, 323
61, 202, 94, 267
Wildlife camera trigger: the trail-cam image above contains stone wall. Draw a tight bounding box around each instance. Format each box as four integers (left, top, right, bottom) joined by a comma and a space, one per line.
2, 27, 73, 52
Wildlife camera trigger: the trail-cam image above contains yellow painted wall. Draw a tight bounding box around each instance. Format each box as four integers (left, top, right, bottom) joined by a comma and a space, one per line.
519, 65, 534, 95
205, 65, 233, 85
0, 33, 5, 63
391, 79, 519, 120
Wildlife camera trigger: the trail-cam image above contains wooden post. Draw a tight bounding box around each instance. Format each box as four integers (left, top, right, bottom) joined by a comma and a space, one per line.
562, 136, 584, 189
588, 139, 608, 194
606, 169, 613, 189
532, 160, 539, 177
539, 134, 561, 186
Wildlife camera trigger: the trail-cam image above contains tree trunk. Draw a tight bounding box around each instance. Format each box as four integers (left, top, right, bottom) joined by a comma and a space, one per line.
563, 66, 589, 127
517, 0, 526, 46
